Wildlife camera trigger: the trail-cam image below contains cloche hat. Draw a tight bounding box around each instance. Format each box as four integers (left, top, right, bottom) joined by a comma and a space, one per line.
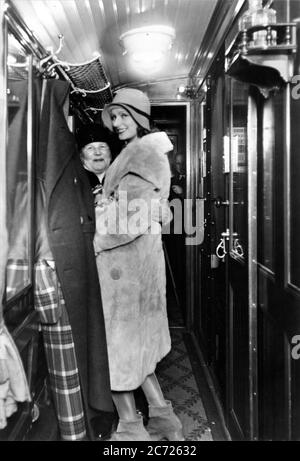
102, 88, 151, 132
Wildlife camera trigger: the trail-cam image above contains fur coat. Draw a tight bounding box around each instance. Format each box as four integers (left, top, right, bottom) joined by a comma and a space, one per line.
94, 132, 173, 391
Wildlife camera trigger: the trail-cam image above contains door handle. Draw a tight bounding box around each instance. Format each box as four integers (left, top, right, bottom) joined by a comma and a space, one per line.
213, 197, 242, 208
216, 229, 239, 260
216, 238, 227, 259
213, 196, 229, 208
233, 238, 244, 257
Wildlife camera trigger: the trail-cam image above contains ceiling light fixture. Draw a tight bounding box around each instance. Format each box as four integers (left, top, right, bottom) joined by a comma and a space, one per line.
120, 25, 175, 74
176, 85, 196, 100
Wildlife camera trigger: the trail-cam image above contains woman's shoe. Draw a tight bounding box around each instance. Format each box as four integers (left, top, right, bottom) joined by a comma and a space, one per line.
146, 400, 185, 441
109, 414, 152, 441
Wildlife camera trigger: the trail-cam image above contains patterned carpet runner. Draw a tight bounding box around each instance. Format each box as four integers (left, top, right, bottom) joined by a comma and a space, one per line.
156, 329, 213, 441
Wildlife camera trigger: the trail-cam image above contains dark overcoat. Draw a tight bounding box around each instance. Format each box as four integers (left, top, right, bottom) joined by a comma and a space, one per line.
37, 80, 113, 429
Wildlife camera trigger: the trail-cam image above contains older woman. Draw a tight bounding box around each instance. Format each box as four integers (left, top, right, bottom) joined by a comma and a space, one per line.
94, 88, 184, 441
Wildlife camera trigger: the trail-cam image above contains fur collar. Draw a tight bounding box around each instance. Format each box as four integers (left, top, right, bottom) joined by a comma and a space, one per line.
104, 132, 172, 194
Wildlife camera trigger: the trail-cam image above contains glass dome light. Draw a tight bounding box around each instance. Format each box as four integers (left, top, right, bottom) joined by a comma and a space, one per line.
120, 25, 175, 74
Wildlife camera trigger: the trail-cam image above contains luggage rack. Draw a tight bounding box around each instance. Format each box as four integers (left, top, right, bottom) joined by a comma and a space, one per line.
44, 54, 113, 106
40, 35, 113, 123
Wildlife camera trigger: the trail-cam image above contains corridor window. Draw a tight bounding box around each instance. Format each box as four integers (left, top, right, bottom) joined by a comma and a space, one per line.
5, 33, 31, 301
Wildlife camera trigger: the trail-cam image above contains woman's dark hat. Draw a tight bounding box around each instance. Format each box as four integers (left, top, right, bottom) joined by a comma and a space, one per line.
77, 125, 112, 151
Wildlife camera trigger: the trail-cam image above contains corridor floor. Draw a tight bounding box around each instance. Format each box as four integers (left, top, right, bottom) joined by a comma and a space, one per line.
162, 285, 228, 442
156, 329, 213, 441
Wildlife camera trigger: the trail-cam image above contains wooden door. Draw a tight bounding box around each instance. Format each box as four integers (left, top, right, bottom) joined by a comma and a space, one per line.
226, 79, 257, 440
196, 53, 229, 405
198, 69, 259, 440
255, 85, 300, 441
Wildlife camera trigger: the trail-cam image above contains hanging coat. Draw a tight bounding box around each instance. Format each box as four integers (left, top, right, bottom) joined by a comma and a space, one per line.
94, 132, 173, 391
37, 80, 113, 420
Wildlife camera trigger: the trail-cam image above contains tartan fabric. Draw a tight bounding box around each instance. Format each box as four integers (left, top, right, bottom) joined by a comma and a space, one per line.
34, 261, 62, 324
6, 259, 30, 299
34, 261, 86, 441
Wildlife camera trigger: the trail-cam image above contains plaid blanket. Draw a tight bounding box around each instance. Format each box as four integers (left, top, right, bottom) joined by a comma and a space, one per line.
34, 260, 86, 440
6, 259, 30, 300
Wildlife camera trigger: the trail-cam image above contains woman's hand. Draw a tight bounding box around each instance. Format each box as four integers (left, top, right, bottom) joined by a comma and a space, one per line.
171, 185, 183, 196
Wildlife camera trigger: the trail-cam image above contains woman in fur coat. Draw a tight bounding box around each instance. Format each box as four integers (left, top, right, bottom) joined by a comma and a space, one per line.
94, 88, 184, 441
